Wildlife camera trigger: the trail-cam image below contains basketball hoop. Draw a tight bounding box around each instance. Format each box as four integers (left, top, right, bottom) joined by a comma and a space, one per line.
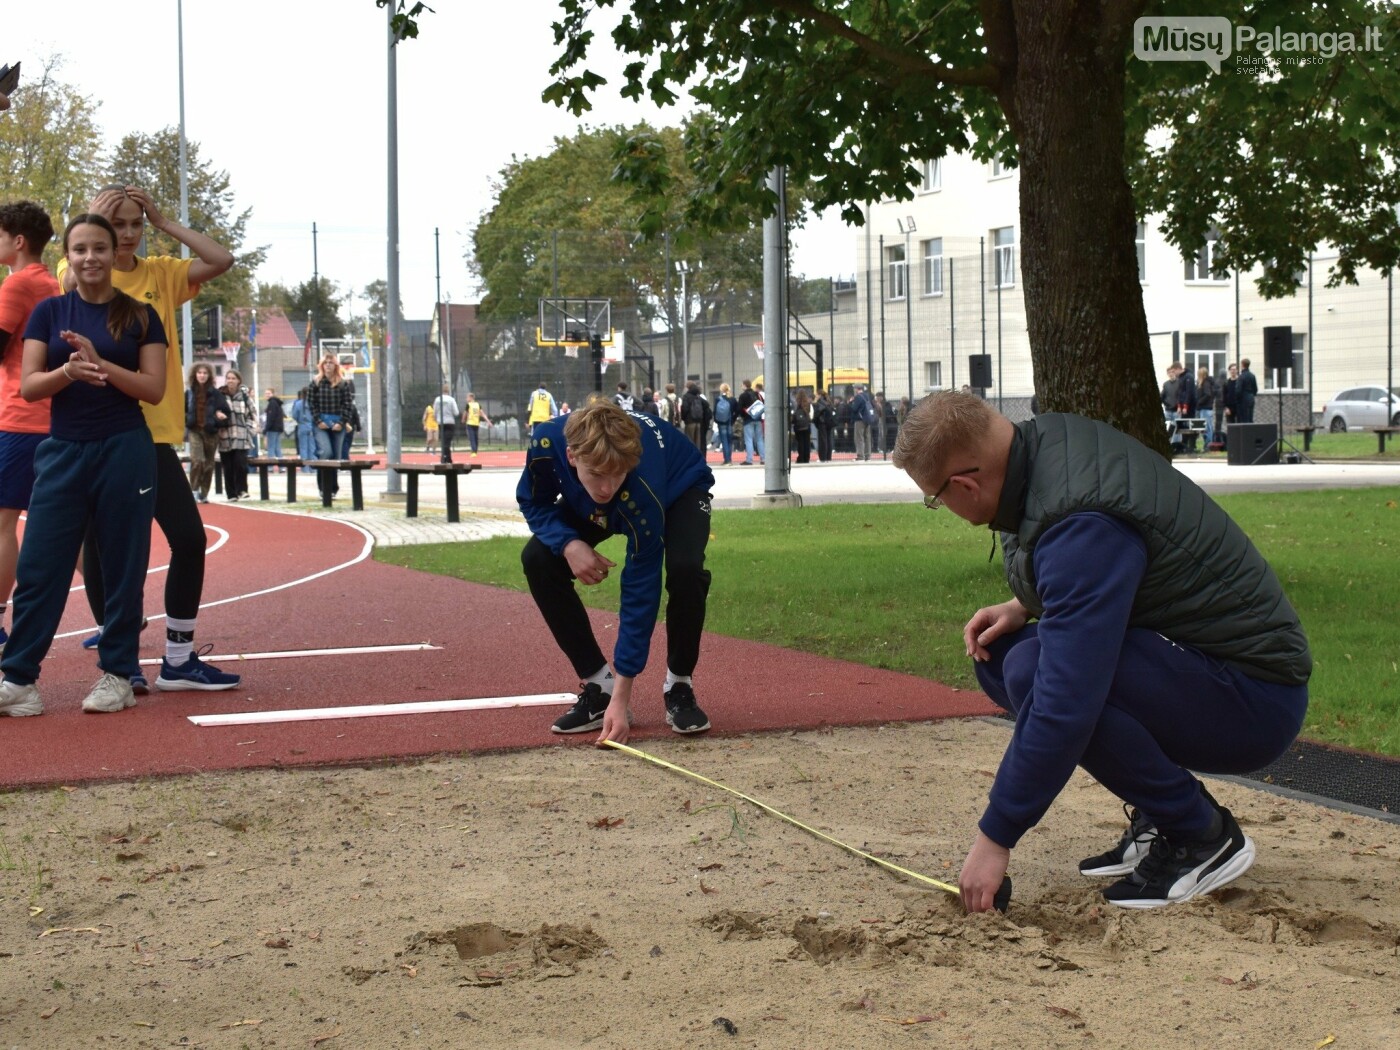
221, 343, 239, 365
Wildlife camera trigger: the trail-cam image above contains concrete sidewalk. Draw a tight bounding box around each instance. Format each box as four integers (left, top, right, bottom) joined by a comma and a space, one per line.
240, 454, 1400, 548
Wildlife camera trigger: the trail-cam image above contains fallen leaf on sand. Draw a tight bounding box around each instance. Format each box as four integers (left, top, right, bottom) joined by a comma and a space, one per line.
880, 1013, 944, 1024
312, 1028, 343, 1047
217, 1019, 262, 1030
591, 816, 624, 830
40, 1006, 59, 1019
264, 937, 290, 949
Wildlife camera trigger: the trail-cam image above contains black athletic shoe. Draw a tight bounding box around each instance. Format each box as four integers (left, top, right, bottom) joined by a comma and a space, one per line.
1079, 804, 1158, 877
664, 683, 711, 734
1101, 803, 1255, 909
551, 683, 610, 734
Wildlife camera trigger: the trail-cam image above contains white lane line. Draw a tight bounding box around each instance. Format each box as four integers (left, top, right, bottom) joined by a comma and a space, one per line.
56, 520, 375, 639
138, 643, 440, 666
65, 525, 231, 593
188, 693, 576, 727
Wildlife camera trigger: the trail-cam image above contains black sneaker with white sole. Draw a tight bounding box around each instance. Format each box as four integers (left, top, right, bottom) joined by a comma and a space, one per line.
551, 682, 611, 734
1079, 804, 1158, 877
1101, 803, 1255, 909
663, 683, 710, 734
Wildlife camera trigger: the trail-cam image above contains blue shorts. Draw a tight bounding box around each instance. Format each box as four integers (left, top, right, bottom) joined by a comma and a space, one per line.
0, 431, 46, 510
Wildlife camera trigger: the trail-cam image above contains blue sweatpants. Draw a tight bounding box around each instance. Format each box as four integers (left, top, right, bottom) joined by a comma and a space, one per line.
1, 428, 156, 684
975, 625, 1309, 836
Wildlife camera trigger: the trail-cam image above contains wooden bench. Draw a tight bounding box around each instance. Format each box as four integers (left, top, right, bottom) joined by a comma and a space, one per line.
1296, 426, 1318, 453
305, 460, 380, 510
247, 456, 305, 503
1368, 426, 1400, 454
390, 462, 475, 523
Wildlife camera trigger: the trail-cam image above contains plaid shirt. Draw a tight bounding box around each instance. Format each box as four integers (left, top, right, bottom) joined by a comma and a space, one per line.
305, 377, 355, 425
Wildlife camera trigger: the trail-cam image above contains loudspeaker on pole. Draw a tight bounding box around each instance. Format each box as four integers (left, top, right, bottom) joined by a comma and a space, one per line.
1263, 326, 1293, 371
968, 354, 993, 389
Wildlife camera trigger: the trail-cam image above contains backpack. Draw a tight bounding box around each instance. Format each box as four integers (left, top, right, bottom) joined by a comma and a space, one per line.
687, 396, 706, 424
713, 397, 731, 424
792, 404, 811, 431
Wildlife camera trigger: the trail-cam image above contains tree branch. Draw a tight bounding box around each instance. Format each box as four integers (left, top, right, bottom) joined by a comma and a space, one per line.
767, 0, 999, 89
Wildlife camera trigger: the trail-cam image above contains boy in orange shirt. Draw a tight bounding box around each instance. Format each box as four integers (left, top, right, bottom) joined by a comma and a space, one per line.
0, 201, 60, 651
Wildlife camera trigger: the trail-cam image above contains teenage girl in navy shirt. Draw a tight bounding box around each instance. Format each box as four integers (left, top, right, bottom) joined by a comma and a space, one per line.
0, 214, 166, 717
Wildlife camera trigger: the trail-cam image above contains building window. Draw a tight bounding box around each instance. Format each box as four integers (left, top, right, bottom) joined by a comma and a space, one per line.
924, 361, 942, 389
992, 227, 1015, 289
919, 158, 942, 192
1136, 221, 1147, 282
990, 156, 1012, 179
1184, 334, 1229, 387
887, 244, 907, 300
922, 238, 943, 296
1185, 231, 1228, 282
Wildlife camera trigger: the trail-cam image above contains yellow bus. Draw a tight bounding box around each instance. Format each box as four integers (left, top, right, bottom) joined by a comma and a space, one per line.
784, 366, 869, 392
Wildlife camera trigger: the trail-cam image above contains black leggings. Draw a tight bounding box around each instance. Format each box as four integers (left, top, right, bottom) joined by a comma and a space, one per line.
521, 488, 712, 679
84, 443, 206, 623
221, 448, 249, 497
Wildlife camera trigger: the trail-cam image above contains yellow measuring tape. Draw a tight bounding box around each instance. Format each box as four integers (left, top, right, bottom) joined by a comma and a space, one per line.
602, 740, 961, 897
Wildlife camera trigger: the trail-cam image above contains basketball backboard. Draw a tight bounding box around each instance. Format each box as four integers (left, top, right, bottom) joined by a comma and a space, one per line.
538, 297, 614, 347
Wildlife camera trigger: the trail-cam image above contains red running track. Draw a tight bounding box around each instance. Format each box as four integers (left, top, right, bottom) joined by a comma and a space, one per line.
1, 503, 996, 788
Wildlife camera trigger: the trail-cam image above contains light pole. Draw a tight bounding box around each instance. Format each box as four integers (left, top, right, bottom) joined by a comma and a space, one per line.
445, 292, 454, 392
676, 260, 692, 383
897, 216, 916, 403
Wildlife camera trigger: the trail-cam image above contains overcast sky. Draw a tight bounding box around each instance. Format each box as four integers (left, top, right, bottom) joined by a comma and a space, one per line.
11, 0, 859, 321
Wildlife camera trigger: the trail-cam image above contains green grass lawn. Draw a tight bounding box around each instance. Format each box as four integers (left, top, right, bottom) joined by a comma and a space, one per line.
377, 487, 1400, 756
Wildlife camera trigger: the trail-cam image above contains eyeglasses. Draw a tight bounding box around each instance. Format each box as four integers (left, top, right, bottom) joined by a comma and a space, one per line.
923, 467, 979, 510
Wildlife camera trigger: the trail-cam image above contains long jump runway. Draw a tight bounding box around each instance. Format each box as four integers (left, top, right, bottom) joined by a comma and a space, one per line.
0, 503, 996, 789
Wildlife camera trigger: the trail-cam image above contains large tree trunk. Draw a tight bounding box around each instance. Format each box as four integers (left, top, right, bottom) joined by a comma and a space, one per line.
1007, 4, 1171, 457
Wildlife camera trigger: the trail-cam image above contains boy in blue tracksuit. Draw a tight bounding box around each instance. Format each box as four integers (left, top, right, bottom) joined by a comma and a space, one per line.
518, 398, 715, 742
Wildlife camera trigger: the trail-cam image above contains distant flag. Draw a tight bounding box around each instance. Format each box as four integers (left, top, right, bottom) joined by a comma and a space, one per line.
361, 315, 372, 366
303, 313, 313, 367
248, 312, 258, 363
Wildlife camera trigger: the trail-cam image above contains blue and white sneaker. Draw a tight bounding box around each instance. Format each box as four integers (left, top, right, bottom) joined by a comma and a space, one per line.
154, 644, 240, 691
130, 672, 150, 695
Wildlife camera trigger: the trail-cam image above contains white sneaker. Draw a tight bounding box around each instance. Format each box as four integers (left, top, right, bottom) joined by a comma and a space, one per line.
0, 679, 43, 717
82, 672, 137, 714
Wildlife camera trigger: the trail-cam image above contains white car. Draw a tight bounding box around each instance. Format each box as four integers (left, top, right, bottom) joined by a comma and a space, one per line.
1321, 385, 1400, 432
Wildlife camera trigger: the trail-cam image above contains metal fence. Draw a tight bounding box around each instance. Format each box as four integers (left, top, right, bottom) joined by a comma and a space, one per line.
370, 242, 1395, 448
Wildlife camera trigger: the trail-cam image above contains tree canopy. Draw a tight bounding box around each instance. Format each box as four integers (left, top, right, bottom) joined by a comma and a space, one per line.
0, 57, 106, 264
285, 276, 348, 342
516, 0, 1399, 451
471, 122, 772, 381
